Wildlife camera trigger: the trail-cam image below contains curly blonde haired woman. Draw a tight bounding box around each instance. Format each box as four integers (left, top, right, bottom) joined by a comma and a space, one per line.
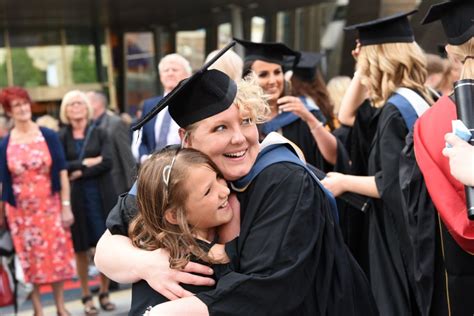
322, 11, 433, 316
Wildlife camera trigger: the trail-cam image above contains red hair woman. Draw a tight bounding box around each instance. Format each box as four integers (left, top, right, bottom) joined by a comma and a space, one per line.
0, 87, 75, 316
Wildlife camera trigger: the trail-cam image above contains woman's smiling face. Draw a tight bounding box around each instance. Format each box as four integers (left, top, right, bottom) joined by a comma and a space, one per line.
251, 60, 284, 103
184, 104, 259, 181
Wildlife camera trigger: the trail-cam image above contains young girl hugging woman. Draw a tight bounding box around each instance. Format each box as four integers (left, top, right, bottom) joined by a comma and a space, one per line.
128, 147, 235, 315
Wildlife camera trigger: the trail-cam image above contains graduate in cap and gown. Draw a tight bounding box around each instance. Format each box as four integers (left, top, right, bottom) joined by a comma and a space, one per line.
95, 43, 377, 316
399, 1, 474, 314
321, 10, 434, 316
290, 52, 336, 131
287, 51, 343, 167
236, 39, 334, 171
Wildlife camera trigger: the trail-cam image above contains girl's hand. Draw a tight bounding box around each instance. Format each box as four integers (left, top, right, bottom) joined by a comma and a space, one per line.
321, 172, 347, 197
277, 96, 313, 122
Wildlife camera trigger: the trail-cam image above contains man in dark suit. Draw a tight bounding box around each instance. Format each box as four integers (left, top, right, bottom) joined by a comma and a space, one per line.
136, 53, 192, 163
87, 91, 136, 195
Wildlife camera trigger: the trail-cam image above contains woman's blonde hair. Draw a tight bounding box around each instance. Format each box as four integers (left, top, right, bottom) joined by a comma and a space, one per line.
129, 148, 225, 269
446, 38, 474, 79
185, 73, 270, 133
357, 42, 433, 107
59, 90, 93, 124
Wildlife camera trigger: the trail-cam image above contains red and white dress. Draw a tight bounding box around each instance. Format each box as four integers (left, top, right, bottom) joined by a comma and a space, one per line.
5, 134, 75, 284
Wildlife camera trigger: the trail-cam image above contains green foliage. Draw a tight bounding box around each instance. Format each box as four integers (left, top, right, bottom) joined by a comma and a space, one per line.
71, 46, 97, 83
11, 48, 46, 87
0, 62, 7, 87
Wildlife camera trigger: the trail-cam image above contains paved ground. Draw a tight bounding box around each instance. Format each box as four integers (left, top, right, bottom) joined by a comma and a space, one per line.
0, 284, 132, 316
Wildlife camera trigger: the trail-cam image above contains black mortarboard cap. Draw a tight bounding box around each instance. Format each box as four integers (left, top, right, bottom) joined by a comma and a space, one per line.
234, 38, 301, 68
421, 0, 474, 45
132, 41, 238, 130
345, 10, 417, 46
292, 52, 324, 82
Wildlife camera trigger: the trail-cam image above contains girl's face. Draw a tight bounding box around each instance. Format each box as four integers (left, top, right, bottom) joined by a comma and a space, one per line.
183, 165, 232, 236
184, 104, 259, 181
9, 98, 32, 122
251, 60, 284, 103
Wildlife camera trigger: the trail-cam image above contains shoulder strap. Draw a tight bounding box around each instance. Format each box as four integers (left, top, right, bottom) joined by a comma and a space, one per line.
260, 112, 300, 135
388, 88, 430, 130
231, 144, 339, 223
395, 87, 430, 117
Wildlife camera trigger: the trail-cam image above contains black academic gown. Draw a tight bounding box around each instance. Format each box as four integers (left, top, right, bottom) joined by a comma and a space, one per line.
367, 102, 418, 316
195, 162, 376, 316
400, 106, 474, 316
107, 162, 377, 316
332, 101, 377, 270
259, 113, 332, 172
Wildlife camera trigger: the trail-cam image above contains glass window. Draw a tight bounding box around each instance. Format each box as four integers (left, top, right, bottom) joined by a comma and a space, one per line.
276, 11, 292, 43
176, 29, 205, 71
65, 29, 99, 84
9, 30, 62, 87
124, 32, 157, 115
0, 32, 7, 87
67, 45, 97, 84
251, 17, 265, 42
218, 23, 232, 48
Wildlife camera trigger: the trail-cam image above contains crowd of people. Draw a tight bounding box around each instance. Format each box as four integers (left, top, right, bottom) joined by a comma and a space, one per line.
0, 89, 136, 315
0, 0, 473, 315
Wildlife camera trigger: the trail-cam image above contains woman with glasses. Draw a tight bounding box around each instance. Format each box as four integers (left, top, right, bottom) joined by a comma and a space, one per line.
0, 86, 75, 316
58, 90, 117, 315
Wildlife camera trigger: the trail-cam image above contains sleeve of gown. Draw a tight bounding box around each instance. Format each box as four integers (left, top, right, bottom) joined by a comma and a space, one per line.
106, 192, 138, 235
196, 164, 324, 315
374, 104, 407, 209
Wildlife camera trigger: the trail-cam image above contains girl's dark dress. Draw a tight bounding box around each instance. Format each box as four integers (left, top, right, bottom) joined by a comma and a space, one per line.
129, 239, 232, 315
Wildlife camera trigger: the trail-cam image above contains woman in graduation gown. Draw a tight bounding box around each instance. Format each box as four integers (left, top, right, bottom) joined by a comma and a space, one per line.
235, 39, 335, 171
94, 45, 377, 315
399, 1, 474, 314
321, 11, 434, 316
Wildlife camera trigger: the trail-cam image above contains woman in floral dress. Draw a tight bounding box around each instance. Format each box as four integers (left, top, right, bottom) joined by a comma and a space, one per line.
0, 87, 75, 316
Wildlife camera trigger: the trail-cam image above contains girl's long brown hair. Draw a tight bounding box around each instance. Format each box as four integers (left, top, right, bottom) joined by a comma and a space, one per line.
290, 71, 336, 131
128, 148, 224, 269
